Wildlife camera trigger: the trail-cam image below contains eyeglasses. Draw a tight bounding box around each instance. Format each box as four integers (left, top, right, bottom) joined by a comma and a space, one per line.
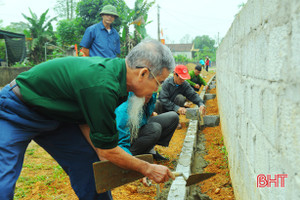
136, 66, 162, 87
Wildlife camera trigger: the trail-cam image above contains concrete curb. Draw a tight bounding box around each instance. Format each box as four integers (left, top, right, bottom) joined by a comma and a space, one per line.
168, 74, 216, 199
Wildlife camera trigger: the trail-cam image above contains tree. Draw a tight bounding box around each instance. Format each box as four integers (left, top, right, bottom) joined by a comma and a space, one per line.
54, 0, 78, 20
192, 35, 216, 61
193, 35, 215, 50
194, 46, 216, 62
2, 22, 29, 34
76, 0, 119, 32
22, 9, 57, 64
120, 0, 155, 56
56, 19, 82, 47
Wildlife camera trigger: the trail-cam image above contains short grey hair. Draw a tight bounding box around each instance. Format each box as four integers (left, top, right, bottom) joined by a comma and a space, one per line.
125, 39, 175, 77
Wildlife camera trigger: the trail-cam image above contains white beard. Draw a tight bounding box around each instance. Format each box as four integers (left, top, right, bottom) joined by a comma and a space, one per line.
127, 95, 145, 143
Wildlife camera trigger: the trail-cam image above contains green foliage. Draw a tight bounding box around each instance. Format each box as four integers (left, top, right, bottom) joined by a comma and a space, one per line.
2, 22, 29, 34
132, 0, 155, 42
193, 35, 215, 50
22, 9, 57, 64
0, 40, 5, 60
76, 0, 123, 33
219, 143, 229, 169
56, 19, 82, 46
194, 46, 216, 62
174, 54, 193, 63
192, 35, 217, 62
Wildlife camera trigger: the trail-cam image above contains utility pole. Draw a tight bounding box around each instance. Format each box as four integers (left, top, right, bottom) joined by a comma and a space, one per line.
217, 32, 220, 46
157, 4, 160, 41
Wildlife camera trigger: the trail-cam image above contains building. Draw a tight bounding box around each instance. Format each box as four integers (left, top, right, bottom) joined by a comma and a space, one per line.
165, 43, 198, 59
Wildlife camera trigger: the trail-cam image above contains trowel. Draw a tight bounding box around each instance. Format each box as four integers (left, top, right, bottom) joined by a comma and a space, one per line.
93, 154, 216, 193
172, 172, 216, 186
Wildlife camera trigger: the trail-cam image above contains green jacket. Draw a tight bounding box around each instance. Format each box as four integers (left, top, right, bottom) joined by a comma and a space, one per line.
186, 70, 207, 87
16, 56, 127, 149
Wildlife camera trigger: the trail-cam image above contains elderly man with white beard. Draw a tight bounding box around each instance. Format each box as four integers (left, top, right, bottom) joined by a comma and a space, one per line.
0, 39, 175, 200
115, 92, 179, 161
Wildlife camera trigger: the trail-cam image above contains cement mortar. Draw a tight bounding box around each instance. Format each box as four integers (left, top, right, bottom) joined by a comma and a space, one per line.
167, 74, 216, 200
158, 132, 209, 200
186, 131, 211, 200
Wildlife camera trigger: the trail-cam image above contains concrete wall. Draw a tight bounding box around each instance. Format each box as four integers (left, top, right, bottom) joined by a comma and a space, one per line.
0, 67, 31, 86
216, 0, 300, 199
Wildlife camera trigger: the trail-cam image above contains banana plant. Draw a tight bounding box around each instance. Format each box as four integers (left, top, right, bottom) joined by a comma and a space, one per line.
22, 9, 57, 64
118, 0, 155, 57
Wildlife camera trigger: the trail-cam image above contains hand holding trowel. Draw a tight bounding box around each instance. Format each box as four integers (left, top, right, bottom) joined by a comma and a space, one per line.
145, 171, 215, 187
93, 154, 215, 193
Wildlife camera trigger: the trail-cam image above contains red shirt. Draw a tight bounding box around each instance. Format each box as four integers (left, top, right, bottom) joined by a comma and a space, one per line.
205, 59, 210, 66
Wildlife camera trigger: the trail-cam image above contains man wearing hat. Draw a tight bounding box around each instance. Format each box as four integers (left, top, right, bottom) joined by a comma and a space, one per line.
80, 4, 120, 58
154, 65, 206, 116
186, 65, 208, 92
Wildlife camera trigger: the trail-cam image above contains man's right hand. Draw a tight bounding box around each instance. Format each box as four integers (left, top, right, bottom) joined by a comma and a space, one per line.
177, 107, 186, 115
194, 84, 200, 89
143, 163, 175, 183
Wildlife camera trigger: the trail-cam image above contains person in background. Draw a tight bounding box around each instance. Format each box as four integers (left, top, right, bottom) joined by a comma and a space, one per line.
186, 65, 208, 92
205, 56, 210, 72
116, 92, 179, 161
0, 39, 175, 200
154, 65, 206, 117
199, 58, 205, 70
80, 4, 120, 58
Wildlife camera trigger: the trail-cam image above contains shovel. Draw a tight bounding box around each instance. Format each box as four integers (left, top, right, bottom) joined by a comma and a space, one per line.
93, 154, 216, 193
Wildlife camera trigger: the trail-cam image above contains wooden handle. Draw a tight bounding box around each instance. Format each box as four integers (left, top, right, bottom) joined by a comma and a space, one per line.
172, 172, 183, 177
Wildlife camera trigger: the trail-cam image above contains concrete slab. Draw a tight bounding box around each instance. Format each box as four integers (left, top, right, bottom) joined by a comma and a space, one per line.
204, 94, 216, 100
185, 108, 200, 120
209, 84, 216, 89
203, 115, 220, 127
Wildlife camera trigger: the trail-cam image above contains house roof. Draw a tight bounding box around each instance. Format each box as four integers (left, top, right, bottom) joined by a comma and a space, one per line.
165, 43, 195, 52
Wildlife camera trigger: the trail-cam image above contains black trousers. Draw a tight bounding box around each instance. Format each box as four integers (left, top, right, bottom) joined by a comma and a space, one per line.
130, 111, 179, 155
154, 94, 186, 114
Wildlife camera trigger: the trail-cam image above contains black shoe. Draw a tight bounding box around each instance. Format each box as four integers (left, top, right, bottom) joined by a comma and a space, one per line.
152, 152, 168, 161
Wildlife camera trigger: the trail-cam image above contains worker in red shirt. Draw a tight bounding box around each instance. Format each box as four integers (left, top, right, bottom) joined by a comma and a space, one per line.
205, 57, 210, 72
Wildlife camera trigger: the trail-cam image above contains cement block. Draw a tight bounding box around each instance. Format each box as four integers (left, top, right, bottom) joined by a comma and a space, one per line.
203, 115, 220, 127
185, 108, 200, 120
209, 84, 216, 89
204, 94, 216, 100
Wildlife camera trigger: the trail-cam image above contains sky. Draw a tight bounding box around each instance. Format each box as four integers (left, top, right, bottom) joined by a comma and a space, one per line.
0, 0, 247, 44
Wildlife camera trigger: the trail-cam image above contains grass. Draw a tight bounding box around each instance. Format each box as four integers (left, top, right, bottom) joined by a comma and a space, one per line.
14, 142, 71, 200
219, 143, 229, 170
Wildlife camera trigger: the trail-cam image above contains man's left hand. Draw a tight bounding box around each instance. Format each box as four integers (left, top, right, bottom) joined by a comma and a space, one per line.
152, 112, 158, 117
199, 105, 206, 115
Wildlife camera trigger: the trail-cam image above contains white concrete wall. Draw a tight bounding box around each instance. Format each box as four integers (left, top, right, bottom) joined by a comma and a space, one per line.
216, 0, 300, 199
